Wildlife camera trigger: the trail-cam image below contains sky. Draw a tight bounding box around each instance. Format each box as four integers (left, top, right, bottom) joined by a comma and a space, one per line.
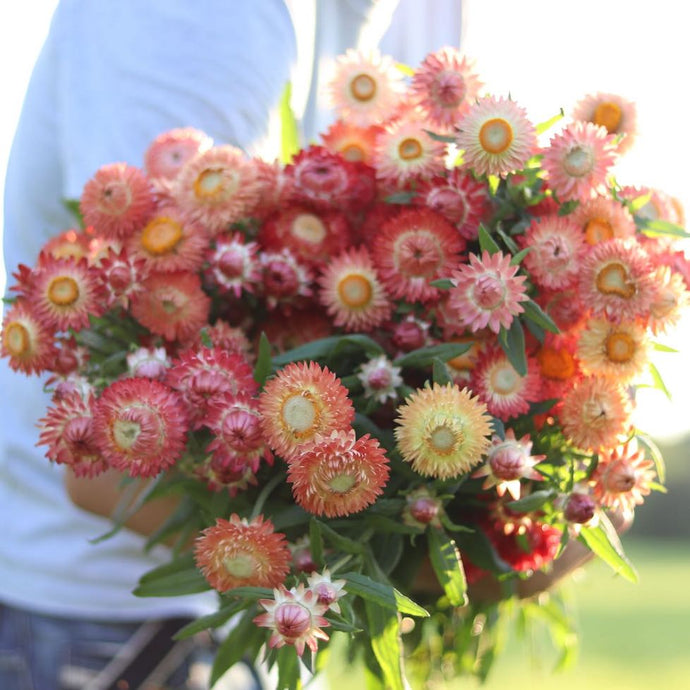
1, 0, 689, 439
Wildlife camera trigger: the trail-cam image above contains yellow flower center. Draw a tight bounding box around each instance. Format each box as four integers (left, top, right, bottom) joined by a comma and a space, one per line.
292, 213, 327, 244
141, 216, 184, 255
398, 137, 424, 161
537, 346, 575, 381
563, 146, 594, 178
350, 73, 377, 102
478, 118, 514, 154
584, 217, 614, 245
3, 322, 30, 357
194, 167, 237, 201
606, 331, 636, 363
428, 424, 459, 454
112, 419, 141, 451
223, 553, 256, 579
595, 262, 636, 299
47, 276, 80, 306
593, 101, 623, 133
490, 364, 520, 396
281, 393, 318, 436
329, 473, 357, 493
337, 274, 372, 308
341, 143, 366, 162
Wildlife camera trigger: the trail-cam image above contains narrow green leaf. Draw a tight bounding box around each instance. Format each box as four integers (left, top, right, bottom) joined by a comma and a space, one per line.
498, 319, 527, 376
279, 81, 300, 164
309, 518, 325, 568
383, 191, 416, 204
210, 608, 263, 687
638, 218, 690, 238
314, 520, 366, 555
557, 199, 580, 216
138, 553, 197, 583
342, 572, 429, 618
535, 109, 564, 135
432, 357, 453, 386
276, 645, 301, 690
635, 432, 666, 484
364, 601, 405, 690
395, 341, 471, 369
272, 334, 384, 367
578, 519, 638, 583
221, 586, 274, 600
423, 129, 456, 143
506, 489, 556, 513
427, 528, 467, 606
253, 331, 272, 387
174, 599, 249, 640
395, 61, 415, 76
510, 247, 532, 266
133, 566, 211, 597
647, 361, 672, 400
628, 191, 652, 213
63, 198, 85, 227
429, 278, 455, 289
522, 299, 560, 334
477, 224, 501, 255
651, 341, 678, 353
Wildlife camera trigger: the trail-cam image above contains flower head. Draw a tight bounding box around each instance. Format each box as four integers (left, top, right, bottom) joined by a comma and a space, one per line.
394, 383, 492, 479
572, 92, 637, 154
570, 195, 636, 245
144, 127, 213, 180
195, 514, 291, 592
306, 569, 348, 614
205, 232, 261, 298
1, 301, 57, 375
320, 120, 382, 165
356, 354, 402, 404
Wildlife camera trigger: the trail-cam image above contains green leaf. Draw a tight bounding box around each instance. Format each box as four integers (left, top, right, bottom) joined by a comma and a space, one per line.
210, 608, 263, 687
276, 645, 301, 690
506, 489, 556, 513
535, 109, 564, 135
279, 81, 300, 164
395, 342, 471, 369
253, 332, 272, 387
364, 601, 405, 690
62, 198, 85, 227
383, 191, 416, 204
510, 247, 532, 266
309, 518, 325, 568
133, 565, 211, 597
432, 357, 453, 386
647, 361, 672, 400
313, 520, 366, 555
342, 572, 429, 618
477, 224, 501, 255
578, 519, 638, 583
498, 319, 527, 376
638, 218, 690, 238
173, 599, 249, 640
557, 199, 580, 216
651, 341, 678, 353
522, 299, 560, 334
423, 129, 456, 143
429, 278, 455, 289
138, 553, 197, 583
221, 586, 275, 600
271, 334, 384, 367
427, 528, 467, 606
635, 432, 666, 484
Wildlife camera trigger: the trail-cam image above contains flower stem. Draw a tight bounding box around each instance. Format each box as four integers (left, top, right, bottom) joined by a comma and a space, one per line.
250, 471, 286, 520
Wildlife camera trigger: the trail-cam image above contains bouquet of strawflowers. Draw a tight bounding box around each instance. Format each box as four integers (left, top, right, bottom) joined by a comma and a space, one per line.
2, 46, 686, 688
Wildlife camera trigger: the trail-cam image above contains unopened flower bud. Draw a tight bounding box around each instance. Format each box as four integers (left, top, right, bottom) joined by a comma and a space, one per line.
564, 492, 596, 524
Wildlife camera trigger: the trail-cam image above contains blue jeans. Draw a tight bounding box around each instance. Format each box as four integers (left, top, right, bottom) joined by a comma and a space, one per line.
0, 603, 261, 690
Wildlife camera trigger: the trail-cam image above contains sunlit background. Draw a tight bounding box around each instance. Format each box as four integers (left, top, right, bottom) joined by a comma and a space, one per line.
1, 2, 689, 688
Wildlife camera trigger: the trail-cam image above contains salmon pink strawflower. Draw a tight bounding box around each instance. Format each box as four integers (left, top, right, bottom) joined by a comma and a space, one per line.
572, 92, 637, 154
288, 429, 390, 517
1, 301, 57, 375
130, 270, 211, 343
646, 265, 690, 335
542, 121, 618, 202
559, 375, 632, 451
320, 119, 382, 165
455, 95, 537, 177
258, 361, 354, 460
80, 162, 156, 239
394, 382, 492, 479
372, 208, 464, 303
448, 250, 529, 334
318, 247, 392, 332
570, 195, 636, 245
411, 47, 483, 130
195, 514, 291, 592
254, 584, 330, 656
91, 377, 190, 477
96, 247, 148, 309
144, 127, 213, 181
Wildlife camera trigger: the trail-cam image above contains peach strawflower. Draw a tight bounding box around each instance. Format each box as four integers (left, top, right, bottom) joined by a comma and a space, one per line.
591, 441, 656, 513
448, 250, 529, 333
372, 208, 464, 303
306, 569, 347, 614
413, 169, 490, 241
576, 317, 650, 383
521, 214, 586, 290
254, 584, 330, 656
577, 238, 653, 322
455, 95, 537, 177
205, 232, 261, 298
572, 92, 637, 154
327, 48, 404, 127
559, 375, 632, 451
541, 121, 618, 202
28, 255, 104, 332
570, 195, 636, 245
318, 247, 392, 332
472, 429, 545, 500
411, 47, 482, 130
165, 347, 257, 429
470, 346, 541, 421
126, 204, 208, 274
38, 391, 106, 478
130, 270, 211, 342
619, 185, 684, 226
173, 145, 259, 234
42, 227, 96, 262
80, 163, 156, 239
195, 514, 291, 592
1, 301, 57, 375
646, 265, 690, 335
144, 127, 213, 181
91, 377, 189, 477
373, 110, 446, 186
258, 361, 354, 460
321, 119, 382, 165
205, 393, 272, 473
394, 382, 492, 479
356, 354, 403, 404
288, 429, 390, 517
